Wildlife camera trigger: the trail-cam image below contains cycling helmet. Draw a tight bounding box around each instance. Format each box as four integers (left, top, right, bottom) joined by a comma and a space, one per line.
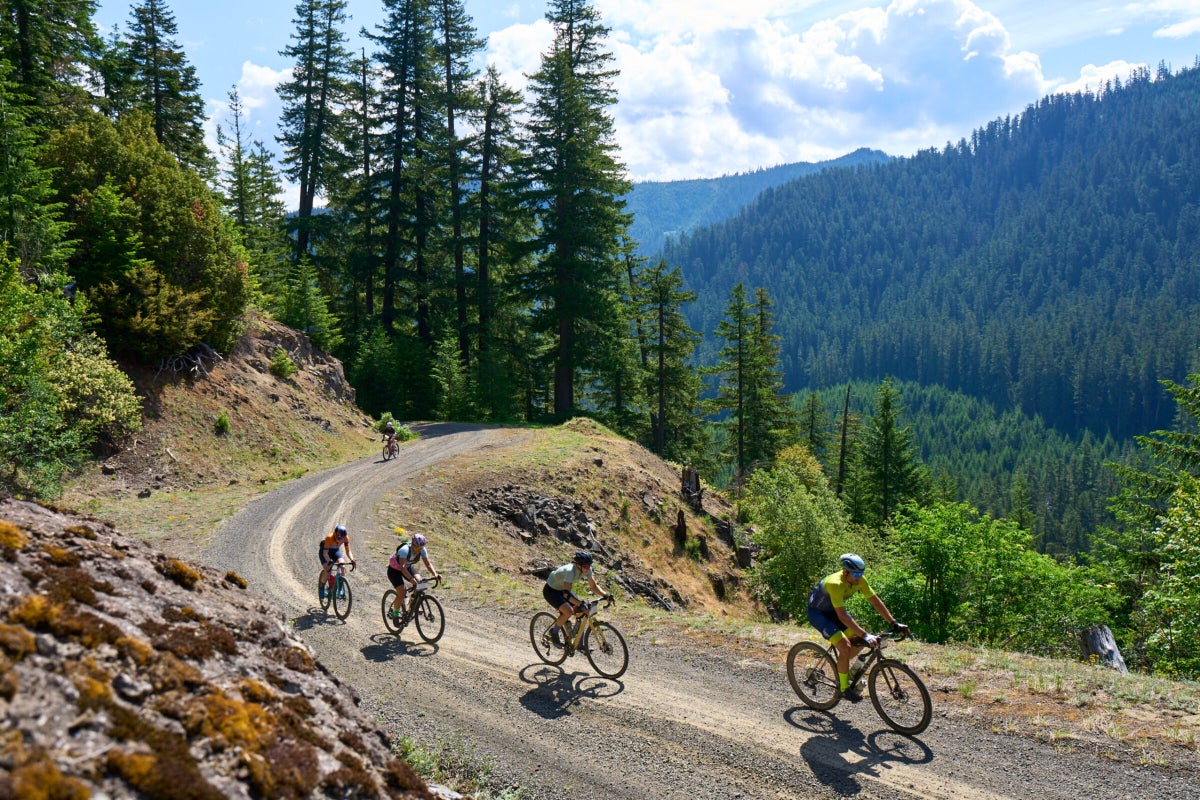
840, 553, 865, 573
411, 533, 427, 547
573, 549, 594, 567
334, 524, 348, 540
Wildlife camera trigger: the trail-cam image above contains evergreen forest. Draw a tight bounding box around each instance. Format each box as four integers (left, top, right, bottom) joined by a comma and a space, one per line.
2, 0, 1199, 677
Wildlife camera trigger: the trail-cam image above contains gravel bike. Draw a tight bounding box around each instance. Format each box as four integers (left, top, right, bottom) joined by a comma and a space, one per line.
382, 436, 398, 460
530, 596, 628, 679
318, 560, 355, 620
381, 575, 444, 643
787, 629, 932, 735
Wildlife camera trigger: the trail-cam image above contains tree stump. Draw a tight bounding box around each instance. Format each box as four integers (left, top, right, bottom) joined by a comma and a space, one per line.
1079, 624, 1128, 674
674, 509, 687, 547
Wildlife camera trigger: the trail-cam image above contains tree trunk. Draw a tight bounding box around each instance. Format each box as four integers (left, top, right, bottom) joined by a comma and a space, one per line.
1079, 625, 1128, 674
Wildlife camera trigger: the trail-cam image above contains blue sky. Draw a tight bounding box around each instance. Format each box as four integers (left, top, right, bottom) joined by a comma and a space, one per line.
93, 0, 1200, 196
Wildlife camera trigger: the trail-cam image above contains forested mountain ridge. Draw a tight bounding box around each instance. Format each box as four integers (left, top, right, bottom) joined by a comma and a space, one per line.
665, 62, 1200, 444
625, 147, 890, 256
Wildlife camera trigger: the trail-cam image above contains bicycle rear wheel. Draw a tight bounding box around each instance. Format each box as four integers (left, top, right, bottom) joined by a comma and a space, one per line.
333, 575, 353, 620
583, 621, 628, 679
868, 659, 932, 735
318, 574, 332, 611
381, 589, 403, 634
414, 595, 445, 643
529, 611, 568, 665
787, 641, 840, 710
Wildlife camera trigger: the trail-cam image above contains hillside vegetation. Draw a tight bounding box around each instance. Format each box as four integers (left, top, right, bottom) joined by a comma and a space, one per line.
667, 63, 1200, 447
624, 148, 889, 256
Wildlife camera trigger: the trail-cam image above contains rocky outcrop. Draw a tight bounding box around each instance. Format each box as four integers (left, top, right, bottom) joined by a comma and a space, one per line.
0, 497, 431, 800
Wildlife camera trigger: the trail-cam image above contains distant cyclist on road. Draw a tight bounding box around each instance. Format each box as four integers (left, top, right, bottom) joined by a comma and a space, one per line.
318, 524, 355, 600
807, 553, 908, 702
543, 550, 610, 647
387, 532, 440, 621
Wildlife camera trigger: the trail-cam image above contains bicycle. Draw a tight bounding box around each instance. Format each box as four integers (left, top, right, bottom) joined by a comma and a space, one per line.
318, 560, 355, 620
382, 436, 398, 461
381, 575, 444, 643
787, 629, 932, 735
530, 596, 628, 679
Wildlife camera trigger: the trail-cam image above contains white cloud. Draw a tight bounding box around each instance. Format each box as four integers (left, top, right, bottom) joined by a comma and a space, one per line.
598, 0, 1050, 180
1051, 60, 1147, 95
1155, 18, 1200, 38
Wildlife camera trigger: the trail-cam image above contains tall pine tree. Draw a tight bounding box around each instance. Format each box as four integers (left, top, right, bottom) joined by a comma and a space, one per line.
521, 0, 631, 416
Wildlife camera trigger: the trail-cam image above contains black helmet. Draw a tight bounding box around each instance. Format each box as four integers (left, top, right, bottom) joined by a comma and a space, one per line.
334, 524, 348, 539
573, 549, 594, 566
839, 553, 865, 573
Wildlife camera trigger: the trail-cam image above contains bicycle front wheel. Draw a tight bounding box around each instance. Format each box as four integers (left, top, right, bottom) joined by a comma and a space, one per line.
318, 575, 332, 611
787, 642, 840, 710
529, 612, 568, 665
868, 659, 932, 735
381, 589, 403, 634
333, 576, 353, 620
583, 621, 628, 679
415, 595, 445, 643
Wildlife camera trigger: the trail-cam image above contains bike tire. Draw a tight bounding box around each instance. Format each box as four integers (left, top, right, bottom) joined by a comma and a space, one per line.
333, 575, 353, 620
868, 658, 932, 735
583, 621, 628, 679
414, 595, 445, 643
318, 575, 332, 611
787, 641, 840, 710
529, 611, 568, 665
382, 445, 390, 461
381, 589, 403, 634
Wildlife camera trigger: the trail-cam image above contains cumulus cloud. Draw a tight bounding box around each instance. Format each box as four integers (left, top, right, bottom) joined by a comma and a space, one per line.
565, 0, 1051, 180
1051, 60, 1148, 96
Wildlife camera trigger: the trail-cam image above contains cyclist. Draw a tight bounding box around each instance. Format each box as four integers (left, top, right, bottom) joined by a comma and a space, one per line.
807, 553, 908, 702
543, 550, 610, 647
382, 420, 397, 455
387, 532, 440, 621
318, 524, 355, 600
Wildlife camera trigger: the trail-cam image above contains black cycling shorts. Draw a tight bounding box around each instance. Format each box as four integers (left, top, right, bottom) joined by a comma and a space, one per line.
387, 564, 413, 588
543, 583, 575, 610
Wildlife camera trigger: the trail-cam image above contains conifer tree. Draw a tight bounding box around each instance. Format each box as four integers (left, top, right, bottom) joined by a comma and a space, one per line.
855, 378, 928, 527
0, 0, 100, 123
277, 0, 354, 261
799, 391, 831, 465
121, 0, 210, 174
637, 258, 704, 463
431, 0, 483, 368
522, 0, 631, 416
469, 65, 529, 420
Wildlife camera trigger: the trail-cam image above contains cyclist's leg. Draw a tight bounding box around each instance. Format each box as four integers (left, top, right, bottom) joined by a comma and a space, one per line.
543, 585, 573, 633
809, 606, 853, 690
386, 565, 407, 614
318, 546, 330, 584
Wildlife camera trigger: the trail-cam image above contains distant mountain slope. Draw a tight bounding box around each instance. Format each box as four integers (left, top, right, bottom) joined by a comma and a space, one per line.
625, 148, 890, 256
666, 63, 1200, 444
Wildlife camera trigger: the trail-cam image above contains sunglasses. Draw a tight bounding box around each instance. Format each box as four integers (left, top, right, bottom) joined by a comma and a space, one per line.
850, 570, 864, 578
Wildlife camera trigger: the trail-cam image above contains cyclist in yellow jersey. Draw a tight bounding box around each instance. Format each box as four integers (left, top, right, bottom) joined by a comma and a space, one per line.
807, 553, 908, 702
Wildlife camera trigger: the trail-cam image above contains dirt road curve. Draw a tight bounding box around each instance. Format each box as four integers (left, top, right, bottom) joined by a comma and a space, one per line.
203, 424, 1193, 800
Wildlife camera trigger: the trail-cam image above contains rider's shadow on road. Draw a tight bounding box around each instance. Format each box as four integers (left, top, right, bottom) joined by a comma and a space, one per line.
292, 609, 348, 632
784, 706, 932, 796
517, 664, 623, 719
361, 632, 439, 662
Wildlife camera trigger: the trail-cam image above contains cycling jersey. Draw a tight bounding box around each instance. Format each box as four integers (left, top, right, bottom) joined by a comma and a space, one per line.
390, 543, 427, 572
808, 570, 876, 619
546, 563, 584, 592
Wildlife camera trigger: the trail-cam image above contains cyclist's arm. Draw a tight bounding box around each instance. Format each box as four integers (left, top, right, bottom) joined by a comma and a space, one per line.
343, 542, 355, 562
420, 554, 439, 580
868, 594, 897, 627
585, 574, 605, 597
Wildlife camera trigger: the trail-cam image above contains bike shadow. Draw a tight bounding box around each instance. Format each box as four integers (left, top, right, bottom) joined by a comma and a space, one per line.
292, 609, 349, 631
360, 632, 439, 662
516, 663, 623, 719
784, 706, 933, 795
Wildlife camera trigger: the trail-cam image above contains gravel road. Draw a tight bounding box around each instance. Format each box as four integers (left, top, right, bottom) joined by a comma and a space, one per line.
203, 424, 1197, 800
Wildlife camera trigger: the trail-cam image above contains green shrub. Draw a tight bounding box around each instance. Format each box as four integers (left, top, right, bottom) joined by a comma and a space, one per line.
214, 412, 230, 435
269, 349, 297, 379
